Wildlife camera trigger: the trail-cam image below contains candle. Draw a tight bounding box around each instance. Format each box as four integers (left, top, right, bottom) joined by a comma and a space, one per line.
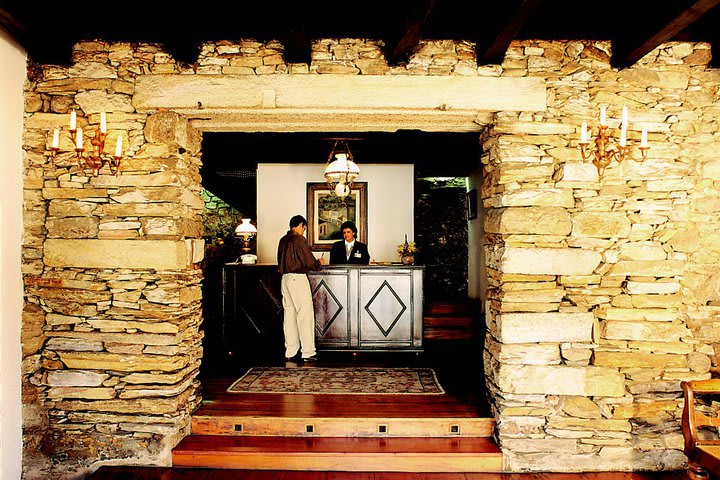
70, 110, 76, 130
641, 128, 648, 148
619, 106, 628, 146
100, 112, 107, 133
115, 135, 122, 157
599, 106, 607, 126
580, 121, 588, 143
52, 128, 59, 149
76, 128, 83, 149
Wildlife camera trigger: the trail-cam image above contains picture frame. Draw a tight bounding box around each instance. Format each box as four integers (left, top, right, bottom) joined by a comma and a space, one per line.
307, 182, 368, 251
466, 188, 477, 220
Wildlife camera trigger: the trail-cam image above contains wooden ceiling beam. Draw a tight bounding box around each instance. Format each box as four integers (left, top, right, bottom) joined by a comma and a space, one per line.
0, 7, 29, 49
480, 0, 544, 64
617, 0, 720, 67
384, 0, 436, 65
283, 27, 312, 65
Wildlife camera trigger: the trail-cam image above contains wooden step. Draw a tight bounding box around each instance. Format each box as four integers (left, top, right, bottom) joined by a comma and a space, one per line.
425, 302, 473, 316
172, 435, 503, 472
423, 329, 475, 341
192, 414, 494, 437
424, 315, 474, 328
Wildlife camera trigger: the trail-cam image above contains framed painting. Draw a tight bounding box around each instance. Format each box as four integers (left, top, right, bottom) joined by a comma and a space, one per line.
307, 182, 367, 251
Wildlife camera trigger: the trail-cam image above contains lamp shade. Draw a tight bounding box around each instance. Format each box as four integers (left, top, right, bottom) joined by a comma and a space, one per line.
324, 153, 360, 184
234, 218, 257, 236
334, 182, 351, 197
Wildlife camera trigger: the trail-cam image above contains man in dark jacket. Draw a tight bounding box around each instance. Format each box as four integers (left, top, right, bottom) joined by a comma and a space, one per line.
329, 221, 370, 265
277, 215, 324, 362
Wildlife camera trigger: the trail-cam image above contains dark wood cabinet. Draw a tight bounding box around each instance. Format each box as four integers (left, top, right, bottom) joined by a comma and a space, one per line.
219, 263, 284, 362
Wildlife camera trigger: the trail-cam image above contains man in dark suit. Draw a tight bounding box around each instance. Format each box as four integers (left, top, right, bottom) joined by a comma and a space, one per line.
329, 221, 370, 265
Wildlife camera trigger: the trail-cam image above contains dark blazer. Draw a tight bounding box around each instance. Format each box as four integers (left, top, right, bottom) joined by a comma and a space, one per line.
329, 240, 370, 265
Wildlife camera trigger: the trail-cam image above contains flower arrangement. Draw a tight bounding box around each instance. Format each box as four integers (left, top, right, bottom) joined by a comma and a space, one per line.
397, 236, 417, 256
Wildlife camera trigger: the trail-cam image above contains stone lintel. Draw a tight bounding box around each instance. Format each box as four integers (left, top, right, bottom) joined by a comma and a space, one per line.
190, 109, 494, 133
134, 74, 546, 113
44, 239, 192, 269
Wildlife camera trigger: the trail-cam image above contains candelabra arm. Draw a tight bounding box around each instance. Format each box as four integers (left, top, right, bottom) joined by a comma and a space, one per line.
51, 126, 122, 176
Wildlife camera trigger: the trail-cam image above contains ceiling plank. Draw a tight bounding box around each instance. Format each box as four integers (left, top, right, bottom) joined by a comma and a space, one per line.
283, 27, 312, 65
0, 7, 28, 48
384, 0, 436, 65
480, 0, 544, 64
620, 0, 720, 66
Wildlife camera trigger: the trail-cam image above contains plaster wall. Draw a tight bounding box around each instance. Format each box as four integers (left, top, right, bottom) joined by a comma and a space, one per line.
256, 163, 414, 263
0, 29, 26, 480
467, 170, 485, 302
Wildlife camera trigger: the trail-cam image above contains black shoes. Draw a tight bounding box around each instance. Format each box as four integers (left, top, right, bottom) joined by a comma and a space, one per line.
285, 353, 302, 362
284, 353, 318, 364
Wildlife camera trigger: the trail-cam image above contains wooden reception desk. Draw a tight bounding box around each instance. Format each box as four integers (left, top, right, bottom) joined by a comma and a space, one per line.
308, 265, 424, 352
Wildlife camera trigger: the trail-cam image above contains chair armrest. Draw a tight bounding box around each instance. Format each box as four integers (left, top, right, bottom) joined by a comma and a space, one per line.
682, 380, 700, 456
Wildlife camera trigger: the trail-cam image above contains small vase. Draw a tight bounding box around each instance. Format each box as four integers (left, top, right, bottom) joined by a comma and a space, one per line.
401, 254, 415, 265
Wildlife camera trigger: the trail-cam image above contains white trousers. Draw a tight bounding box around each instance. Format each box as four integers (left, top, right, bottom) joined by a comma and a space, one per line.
280, 273, 316, 359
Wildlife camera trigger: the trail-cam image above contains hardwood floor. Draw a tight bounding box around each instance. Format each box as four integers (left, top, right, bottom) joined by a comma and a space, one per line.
88, 466, 690, 479
184, 313, 499, 473
199, 333, 490, 415
197, 377, 486, 419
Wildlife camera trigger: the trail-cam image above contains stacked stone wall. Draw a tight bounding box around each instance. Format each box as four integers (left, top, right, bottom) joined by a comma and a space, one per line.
20, 35, 720, 477
23, 43, 205, 478
481, 40, 720, 471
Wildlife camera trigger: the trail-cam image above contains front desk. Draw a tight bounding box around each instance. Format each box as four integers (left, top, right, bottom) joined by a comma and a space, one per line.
309, 265, 424, 351
219, 264, 424, 356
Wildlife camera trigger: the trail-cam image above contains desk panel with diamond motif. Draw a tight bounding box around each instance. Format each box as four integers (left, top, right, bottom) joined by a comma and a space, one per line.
359, 273, 413, 345
309, 265, 423, 352
309, 270, 350, 347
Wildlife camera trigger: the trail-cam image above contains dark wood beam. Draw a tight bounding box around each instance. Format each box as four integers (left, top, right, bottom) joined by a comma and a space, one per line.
480, 0, 544, 64
0, 7, 29, 49
283, 27, 312, 65
618, 0, 720, 67
384, 0, 436, 65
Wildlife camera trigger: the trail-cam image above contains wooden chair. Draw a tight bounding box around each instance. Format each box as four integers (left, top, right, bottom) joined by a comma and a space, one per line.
682, 379, 720, 479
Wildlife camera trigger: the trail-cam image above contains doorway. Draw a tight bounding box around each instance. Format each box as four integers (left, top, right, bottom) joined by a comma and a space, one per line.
197, 130, 487, 408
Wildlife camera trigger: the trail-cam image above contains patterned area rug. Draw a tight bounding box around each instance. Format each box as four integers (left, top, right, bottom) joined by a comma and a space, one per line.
227, 367, 445, 395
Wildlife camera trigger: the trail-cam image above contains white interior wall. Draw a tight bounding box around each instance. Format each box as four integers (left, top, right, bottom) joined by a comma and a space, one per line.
467, 170, 485, 303
0, 29, 26, 480
257, 164, 414, 264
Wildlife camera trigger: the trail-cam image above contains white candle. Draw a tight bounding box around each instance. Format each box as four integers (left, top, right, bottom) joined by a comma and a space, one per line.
599, 106, 607, 126
52, 128, 59, 149
619, 106, 628, 146
580, 121, 588, 143
641, 128, 648, 148
76, 128, 83, 149
115, 135, 122, 157
100, 112, 107, 133
70, 111, 76, 130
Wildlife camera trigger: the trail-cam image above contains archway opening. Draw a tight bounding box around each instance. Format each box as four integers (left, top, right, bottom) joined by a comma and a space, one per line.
197, 130, 488, 406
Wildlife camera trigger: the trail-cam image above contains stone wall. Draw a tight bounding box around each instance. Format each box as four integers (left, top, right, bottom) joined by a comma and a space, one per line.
20, 35, 720, 477
23, 47, 205, 477
481, 41, 720, 471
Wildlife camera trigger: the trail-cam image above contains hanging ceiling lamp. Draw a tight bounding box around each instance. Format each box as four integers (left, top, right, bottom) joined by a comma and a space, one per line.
324, 140, 360, 198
